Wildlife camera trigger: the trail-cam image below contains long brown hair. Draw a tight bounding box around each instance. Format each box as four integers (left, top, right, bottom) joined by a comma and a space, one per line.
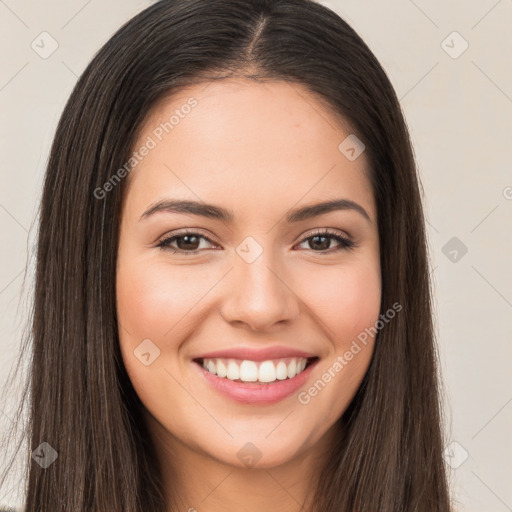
1, 0, 451, 510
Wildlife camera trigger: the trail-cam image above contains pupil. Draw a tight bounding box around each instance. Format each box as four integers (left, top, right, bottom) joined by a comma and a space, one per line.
310, 235, 329, 250
178, 235, 199, 250
175, 235, 331, 251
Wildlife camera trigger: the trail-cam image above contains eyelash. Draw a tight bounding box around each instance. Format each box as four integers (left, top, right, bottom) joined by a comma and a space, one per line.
156, 228, 356, 255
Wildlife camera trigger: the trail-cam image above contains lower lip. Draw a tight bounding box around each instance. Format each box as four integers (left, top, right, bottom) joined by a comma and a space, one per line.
193, 358, 319, 404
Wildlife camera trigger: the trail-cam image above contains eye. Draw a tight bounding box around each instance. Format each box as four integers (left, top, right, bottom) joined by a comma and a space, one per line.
156, 228, 356, 255
295, 228, 356, 253
156, 229, 217, 255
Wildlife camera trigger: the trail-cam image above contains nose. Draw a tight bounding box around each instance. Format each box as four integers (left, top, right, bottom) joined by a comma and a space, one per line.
219, 253, 300, 332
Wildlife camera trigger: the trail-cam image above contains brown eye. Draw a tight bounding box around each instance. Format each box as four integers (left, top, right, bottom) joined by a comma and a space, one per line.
173, 234, 201, 251
296, 229, 356, 253
156, 229, 356, 255
308, 235, 332, 251
156, 231, 215, 254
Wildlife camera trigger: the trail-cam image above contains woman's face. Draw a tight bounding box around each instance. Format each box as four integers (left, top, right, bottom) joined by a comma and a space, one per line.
116, 78, 381, 470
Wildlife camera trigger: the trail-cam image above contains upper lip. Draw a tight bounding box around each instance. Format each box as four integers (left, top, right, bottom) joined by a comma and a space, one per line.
193, 345, 318, 362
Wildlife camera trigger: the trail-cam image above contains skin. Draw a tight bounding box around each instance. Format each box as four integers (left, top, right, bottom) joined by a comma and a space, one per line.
116, 78, 381, 512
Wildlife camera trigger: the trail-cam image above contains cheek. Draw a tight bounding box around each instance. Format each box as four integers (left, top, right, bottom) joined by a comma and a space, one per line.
115, 258, 200, 407
300, 261, 381, 343
116, 258, 212, 341
294, 264, 381, 421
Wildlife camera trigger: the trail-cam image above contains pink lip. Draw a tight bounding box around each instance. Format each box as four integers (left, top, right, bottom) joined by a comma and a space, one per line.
193, 345, 317, 362
192, 357, 319, 404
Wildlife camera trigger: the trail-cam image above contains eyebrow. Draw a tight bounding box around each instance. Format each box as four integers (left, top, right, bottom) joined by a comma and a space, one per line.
139, 198, 372, 224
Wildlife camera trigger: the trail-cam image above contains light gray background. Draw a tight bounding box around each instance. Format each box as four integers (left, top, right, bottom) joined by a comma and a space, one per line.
1, 0, 511, 510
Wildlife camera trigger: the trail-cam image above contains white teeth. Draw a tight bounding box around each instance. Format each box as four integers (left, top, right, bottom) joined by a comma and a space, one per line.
216, 359, 227, 378
226, 360, 239, 380
258, 361, 276, 382
201, 357, 311, 383
240, 360, 258, 382
276, 361, 288, 380
287, 359, 296, 378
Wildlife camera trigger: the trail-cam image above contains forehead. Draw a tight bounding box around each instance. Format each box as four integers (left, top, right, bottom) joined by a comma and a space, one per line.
124, 78, 375, 222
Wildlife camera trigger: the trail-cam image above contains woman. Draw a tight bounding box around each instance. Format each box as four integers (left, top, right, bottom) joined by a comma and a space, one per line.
0, 0, 452, 510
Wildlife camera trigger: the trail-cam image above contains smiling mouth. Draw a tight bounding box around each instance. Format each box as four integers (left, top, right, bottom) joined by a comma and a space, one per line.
193, 356, 319, 385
